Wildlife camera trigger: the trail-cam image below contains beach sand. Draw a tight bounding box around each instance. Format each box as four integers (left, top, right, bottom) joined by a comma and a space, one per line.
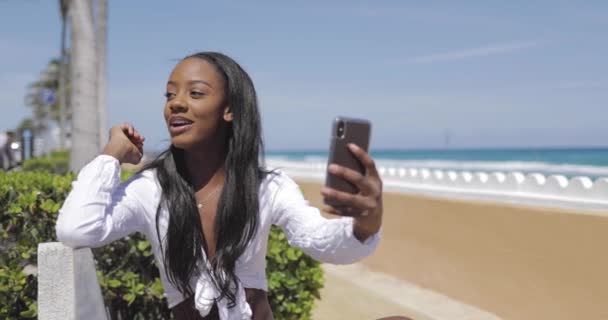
298, 180, 608, 320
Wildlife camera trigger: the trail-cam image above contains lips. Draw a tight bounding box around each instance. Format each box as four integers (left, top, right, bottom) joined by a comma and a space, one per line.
168, 116, 194, 135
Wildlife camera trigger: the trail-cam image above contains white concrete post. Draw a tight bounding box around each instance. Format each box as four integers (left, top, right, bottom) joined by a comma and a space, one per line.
38, 242, 108, 320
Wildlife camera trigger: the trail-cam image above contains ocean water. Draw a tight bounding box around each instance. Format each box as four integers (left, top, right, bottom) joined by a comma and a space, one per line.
266, 148, 608, 179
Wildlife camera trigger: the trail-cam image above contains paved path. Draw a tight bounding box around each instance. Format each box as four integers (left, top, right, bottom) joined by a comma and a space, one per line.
313, 263, 501, 320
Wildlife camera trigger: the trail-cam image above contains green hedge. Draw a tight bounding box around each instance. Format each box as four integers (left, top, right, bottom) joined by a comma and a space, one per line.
0, 162, 324, 319
0, 171, 74, 318
22, 150, 70, 175
267, 226, 324, 317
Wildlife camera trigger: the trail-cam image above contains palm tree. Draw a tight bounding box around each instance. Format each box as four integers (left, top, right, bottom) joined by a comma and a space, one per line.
69, 0, 99, 171
96, 0, 108, 149
57, 0, 69, 150
24, 59, 62, 134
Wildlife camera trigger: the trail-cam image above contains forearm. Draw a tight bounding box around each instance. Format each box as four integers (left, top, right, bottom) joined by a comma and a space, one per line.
352, 198, 383, 242
55, 155, 149, 248
353, 215, 381, 244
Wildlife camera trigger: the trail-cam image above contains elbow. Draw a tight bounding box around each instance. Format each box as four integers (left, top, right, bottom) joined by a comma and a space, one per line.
313, 236, 380, 265
55, 222, 79, 248
302, 246, 365, 265
55, 216, 104, 249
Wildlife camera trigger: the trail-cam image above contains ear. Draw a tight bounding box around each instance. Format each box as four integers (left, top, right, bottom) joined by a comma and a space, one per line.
223, 106, 233, 122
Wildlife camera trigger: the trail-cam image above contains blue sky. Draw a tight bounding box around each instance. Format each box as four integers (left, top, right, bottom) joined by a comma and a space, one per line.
1, 1, 607, 151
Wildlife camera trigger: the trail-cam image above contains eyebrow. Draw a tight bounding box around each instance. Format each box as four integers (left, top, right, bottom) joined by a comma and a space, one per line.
167, 80, 213, 88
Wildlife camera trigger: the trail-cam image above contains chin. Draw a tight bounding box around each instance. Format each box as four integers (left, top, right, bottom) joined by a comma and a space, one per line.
170, 138, 194, 151
170, 134, 212, 152
171, 140, 193, 151
168, 128, 226, 152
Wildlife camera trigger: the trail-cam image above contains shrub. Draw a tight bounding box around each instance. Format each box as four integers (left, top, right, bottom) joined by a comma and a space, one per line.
267, 226, 324, 319
22, 150, 70, 175
0, 171, 74, 319
0, 167, 324, 319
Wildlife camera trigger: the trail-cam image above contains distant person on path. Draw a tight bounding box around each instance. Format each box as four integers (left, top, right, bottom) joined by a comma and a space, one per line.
0, 131, 16, 170
56, 52, 384, 320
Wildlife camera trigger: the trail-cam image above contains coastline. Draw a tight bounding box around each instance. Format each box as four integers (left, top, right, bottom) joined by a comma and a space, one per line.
298, 179, 608, 320
269, 158, 608, 213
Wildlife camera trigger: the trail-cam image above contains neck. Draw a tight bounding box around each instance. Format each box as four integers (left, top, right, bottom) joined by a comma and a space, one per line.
182, 142, 227, 191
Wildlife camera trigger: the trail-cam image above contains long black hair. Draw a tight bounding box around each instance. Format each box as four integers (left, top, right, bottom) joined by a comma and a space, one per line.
143, 52, 268, 306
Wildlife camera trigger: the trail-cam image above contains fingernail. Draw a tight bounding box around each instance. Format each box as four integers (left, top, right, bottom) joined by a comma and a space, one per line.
328, 164, 339, 173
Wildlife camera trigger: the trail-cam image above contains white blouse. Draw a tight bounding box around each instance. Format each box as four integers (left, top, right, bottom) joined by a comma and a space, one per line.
56, 155, 380, 319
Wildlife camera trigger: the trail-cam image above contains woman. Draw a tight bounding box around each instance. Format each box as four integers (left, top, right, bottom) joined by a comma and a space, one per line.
56, 52, 383, 320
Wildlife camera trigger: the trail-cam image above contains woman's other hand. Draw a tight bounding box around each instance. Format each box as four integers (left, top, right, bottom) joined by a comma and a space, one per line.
102, 123, 145, 164
321, 143, 383, 242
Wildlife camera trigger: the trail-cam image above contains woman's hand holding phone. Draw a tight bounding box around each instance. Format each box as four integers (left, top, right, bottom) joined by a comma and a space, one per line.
321, 143, 383, 242
102, 123, 145, 165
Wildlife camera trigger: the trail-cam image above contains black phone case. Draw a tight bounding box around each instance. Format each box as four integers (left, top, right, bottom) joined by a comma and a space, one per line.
324, 117, 371, 207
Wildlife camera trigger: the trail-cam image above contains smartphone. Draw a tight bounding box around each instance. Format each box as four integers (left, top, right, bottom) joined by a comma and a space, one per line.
324, 117, 371, 207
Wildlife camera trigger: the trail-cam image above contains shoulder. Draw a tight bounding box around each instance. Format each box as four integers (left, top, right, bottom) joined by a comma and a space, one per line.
259, 168, 299, 194
135, 167, 160, 183
124, 167, 159, 187
259, 168, 306, 212
119, 168, 162, 203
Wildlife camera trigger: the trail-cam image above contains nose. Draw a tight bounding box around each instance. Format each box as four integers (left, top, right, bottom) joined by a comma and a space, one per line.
168, 95, 188, 113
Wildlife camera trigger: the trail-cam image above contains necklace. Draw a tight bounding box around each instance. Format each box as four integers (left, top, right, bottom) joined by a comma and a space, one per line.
196, 186, 222, 209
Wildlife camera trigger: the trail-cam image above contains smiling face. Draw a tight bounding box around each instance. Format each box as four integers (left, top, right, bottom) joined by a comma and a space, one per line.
163, 57, 233, 151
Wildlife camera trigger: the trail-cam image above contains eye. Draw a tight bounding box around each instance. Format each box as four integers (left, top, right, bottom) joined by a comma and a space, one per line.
164, 92, 175, 100
190, 91, 205, 98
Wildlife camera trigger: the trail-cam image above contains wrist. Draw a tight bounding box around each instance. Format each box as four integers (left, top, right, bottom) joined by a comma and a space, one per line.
353, 215, 381, 242
102, 145, 125, 164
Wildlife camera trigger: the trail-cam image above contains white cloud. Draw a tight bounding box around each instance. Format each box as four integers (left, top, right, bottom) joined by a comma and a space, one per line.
406, 41, 541, 64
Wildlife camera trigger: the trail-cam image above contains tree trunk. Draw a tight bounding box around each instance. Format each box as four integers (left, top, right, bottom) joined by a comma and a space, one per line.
58, 0, 69, 150
96, 0, 108, 149
69, 0, 99, 172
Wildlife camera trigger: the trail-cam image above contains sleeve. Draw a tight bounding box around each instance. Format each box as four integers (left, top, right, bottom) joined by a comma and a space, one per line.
270, 172, 380, 264
55, 155, 151, 248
